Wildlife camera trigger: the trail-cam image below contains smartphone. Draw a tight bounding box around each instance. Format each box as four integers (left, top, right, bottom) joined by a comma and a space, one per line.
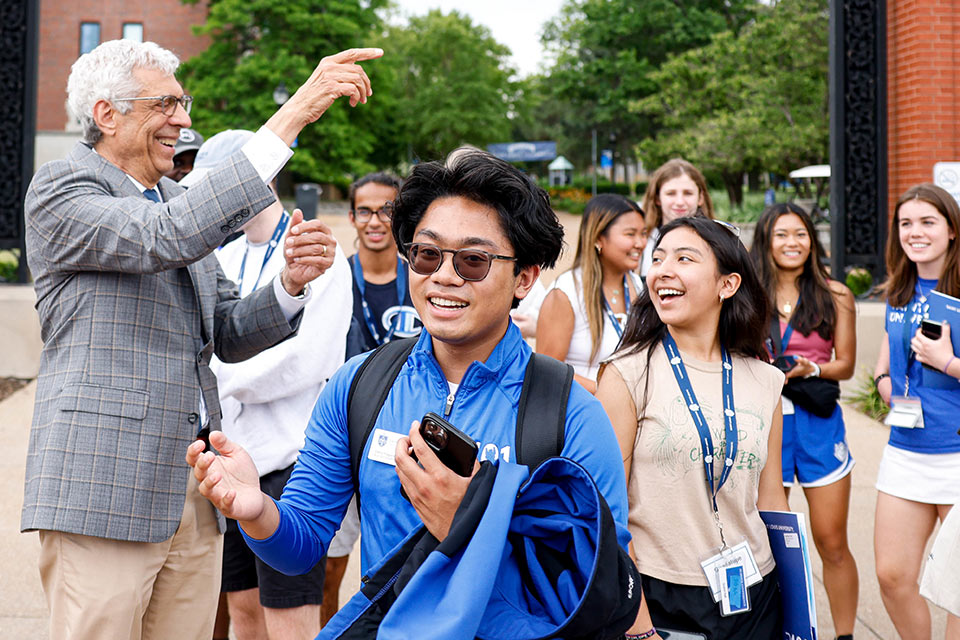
772, 355, 797, 373
658, 629, 707, 640
418, 412, 478, 477
921, 319, 943, 340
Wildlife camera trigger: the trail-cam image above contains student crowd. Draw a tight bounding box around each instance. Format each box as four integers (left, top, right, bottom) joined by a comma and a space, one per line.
18, 38, 960, 640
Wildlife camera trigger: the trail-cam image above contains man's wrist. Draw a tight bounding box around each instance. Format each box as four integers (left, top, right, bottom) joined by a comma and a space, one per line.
279, 269, 305, 297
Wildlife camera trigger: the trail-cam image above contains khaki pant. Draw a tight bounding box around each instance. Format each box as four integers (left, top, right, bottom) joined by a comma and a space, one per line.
39, 473, 223, 640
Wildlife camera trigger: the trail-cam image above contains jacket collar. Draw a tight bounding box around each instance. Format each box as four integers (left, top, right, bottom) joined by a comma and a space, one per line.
71, 141, 183, 201
410, 322, 530, 391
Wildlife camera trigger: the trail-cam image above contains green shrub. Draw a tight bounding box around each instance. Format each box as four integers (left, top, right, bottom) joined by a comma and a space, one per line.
846, 267, 873, 297
0, 252, 18, 283
845, 369, 890, 422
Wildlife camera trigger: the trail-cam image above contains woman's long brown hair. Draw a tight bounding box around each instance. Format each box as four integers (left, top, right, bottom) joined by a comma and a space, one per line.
641, 158, 715, 234
881, 184, 960, 307
570, 194, 643, 363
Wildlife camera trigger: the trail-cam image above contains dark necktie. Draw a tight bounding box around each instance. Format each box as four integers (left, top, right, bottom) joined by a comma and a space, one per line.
143, 188, 161, 203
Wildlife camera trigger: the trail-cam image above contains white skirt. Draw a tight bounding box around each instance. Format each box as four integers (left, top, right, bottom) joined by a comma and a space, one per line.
876, 444, 960, 504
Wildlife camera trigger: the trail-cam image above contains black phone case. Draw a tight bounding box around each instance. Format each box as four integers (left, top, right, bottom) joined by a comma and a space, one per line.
419, 412, 478, 477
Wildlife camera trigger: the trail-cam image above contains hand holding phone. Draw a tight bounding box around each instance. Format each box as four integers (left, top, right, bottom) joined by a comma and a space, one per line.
416, 412, 478, 477
772, 355, 797, 373
921, 319, 943, 340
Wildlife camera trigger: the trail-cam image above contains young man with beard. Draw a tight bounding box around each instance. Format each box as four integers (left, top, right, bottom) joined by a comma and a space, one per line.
345, 172, 420, 357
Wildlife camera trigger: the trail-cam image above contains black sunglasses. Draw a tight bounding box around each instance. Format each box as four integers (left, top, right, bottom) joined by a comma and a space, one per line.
405, 242, 517, 281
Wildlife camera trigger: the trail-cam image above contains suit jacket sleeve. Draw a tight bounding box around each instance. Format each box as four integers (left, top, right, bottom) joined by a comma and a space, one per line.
26, 146, 276, 275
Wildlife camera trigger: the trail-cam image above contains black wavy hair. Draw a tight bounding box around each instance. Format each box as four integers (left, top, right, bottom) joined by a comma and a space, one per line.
617, 215, 770, 362
349, 172, 401, 210
390, 150, 564, 273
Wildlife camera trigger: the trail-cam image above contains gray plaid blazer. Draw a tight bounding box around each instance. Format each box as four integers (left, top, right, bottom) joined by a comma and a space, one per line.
21, 142, 297, 543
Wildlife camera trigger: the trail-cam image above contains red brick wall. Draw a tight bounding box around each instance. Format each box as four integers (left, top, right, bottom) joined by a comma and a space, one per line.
37, 0, 209, 131
887, 0, 960, 212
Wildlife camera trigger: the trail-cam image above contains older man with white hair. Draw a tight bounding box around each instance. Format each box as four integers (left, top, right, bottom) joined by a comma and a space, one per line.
20, 39, 381, 640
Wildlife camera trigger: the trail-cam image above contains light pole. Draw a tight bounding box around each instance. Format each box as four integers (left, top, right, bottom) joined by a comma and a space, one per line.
272, 82, 290, 106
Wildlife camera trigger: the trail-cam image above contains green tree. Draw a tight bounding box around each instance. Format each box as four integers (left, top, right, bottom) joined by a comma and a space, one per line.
637, 0, 829, 207
541, 0, 758, 184
178, 0, 397, 183
387, 10, 516, 163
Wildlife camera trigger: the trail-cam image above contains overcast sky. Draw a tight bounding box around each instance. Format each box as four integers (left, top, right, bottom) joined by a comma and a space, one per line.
388, 0, 567, 77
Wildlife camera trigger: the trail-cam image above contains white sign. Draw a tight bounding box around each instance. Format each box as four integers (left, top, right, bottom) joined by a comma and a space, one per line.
934, 162, 960, 207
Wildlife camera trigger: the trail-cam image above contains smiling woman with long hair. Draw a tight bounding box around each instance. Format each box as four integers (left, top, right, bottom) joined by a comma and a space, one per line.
750, 203, 859, 639
537, 194, 645, 393
873, 184, 960, 639
638, 159, 715, 277
597, 216, 787, 639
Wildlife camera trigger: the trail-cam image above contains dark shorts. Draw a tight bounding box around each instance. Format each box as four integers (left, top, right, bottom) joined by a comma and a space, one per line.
641, 568, 782, 640
221, 464, 326, 609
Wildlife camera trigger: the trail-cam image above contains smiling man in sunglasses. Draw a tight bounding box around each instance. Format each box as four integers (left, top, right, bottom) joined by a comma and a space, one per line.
22, 38, 381, 640
187, 150, 632, 629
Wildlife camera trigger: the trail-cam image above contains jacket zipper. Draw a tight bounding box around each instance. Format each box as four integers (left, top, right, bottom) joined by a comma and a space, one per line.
444, 391, 455, 417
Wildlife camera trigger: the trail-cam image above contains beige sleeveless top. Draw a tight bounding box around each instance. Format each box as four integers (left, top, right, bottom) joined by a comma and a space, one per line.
606, 343, 784, 586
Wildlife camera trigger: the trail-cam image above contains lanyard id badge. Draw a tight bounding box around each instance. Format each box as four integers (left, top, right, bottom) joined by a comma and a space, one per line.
662, 334, 755, 615
350, 254, 408, 346
238, 212, 290, 295
886, 396, 924, 429
699, 539, 761, 606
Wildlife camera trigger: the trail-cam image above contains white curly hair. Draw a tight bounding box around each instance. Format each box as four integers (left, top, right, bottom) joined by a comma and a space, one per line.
67, 40, 181, 145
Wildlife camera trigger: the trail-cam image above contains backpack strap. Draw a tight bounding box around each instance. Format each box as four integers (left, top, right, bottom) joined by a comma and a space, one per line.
347, 337, 418, 513
515, 353, 574, 468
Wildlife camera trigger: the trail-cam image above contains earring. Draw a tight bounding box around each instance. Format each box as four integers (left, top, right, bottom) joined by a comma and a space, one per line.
595, 245, 602, 254
719, 293, 725, 302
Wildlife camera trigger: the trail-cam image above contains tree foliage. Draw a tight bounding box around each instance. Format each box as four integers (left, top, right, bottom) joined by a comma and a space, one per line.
636, 0, 829, 206
178, 0, 396, 182
540, 0, 758, 175
386, 10, 516, 163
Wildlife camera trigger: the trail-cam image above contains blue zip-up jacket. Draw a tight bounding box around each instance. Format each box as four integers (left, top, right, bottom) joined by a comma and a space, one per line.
243, 322, 630, 575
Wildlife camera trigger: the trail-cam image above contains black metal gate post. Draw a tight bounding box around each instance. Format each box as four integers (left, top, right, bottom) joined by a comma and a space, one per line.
829, 0, 888, 283
0, 1, 38, 283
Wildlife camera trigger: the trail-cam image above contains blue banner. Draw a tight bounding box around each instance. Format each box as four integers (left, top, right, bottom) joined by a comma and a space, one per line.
487, 141, 557, 162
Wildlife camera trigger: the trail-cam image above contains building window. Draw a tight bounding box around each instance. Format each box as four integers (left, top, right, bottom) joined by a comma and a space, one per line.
79, 22, 100, 55
122, 23, 143, 43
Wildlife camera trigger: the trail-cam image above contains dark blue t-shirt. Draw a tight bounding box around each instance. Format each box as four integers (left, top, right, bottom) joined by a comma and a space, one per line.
347, 255, 421, 358
885, 277, 960, 453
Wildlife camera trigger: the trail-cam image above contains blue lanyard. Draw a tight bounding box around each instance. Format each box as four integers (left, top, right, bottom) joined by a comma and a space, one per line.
899, 281, 935, 395
350, 253, 407, 345
238, 212, 290, 294
602, 276, 631, 338
661, 333, 738, 532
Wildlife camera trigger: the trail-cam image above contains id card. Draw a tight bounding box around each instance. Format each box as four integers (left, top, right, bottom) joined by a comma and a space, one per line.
720, 564, 751, 616
366, 428, 405, 466
700, 540, 761, 602
781, 396, 795, 416
885, 396, 924, 429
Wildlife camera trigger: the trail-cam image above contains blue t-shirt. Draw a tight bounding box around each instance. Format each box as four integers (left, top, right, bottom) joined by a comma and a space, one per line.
885, 278, 960, 453
346, 254, 420, 357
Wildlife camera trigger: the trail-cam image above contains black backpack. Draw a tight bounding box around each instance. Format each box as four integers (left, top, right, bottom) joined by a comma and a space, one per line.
345, 337, 574, 511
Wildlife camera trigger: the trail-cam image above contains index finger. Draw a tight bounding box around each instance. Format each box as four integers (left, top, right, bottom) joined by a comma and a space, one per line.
327, 48, 384, 64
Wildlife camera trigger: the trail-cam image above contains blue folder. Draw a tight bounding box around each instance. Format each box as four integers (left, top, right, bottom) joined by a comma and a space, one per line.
922, 290, 960, 390
760, 510, 818, 640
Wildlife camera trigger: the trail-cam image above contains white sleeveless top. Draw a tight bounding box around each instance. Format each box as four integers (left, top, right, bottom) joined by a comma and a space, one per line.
548, 267, 643, 381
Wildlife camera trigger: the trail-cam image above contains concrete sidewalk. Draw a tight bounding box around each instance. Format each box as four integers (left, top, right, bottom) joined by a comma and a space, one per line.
0, 380, 951, 638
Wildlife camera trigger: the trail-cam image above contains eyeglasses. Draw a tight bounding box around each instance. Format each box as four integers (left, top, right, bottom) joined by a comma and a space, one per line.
713, 219, 742, 238
352, 202, 394, 223
114, 94, 194, 116
405, 242, 517, 281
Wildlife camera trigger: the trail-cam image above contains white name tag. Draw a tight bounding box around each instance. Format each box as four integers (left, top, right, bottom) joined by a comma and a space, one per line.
885, 396, 924, 429
367, 428, 405, 466
781, 396, 795, 415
